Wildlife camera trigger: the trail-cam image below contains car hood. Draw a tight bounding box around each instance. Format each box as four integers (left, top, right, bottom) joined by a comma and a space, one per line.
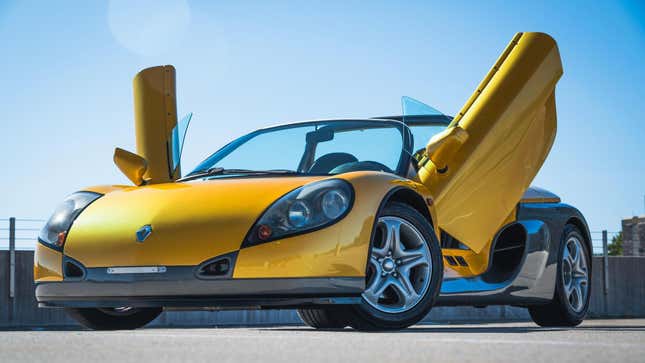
65, 176, 325, 267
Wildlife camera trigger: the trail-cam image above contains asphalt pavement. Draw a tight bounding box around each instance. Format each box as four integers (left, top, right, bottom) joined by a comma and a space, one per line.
2, 319, 644, 363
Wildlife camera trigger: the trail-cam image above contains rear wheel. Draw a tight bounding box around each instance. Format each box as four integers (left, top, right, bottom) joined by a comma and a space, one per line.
65, 307, 162, 330
528, 224, 590, 327
346, 202, 443, 331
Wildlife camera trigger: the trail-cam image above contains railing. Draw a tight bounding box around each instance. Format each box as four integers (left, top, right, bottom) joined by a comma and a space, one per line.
591, 230, 621, 257
0, 217, 45, 250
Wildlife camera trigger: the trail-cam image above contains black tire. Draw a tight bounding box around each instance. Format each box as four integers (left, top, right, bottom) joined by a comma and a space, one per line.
65, 307, 162, 330
346, 202, 443, 331
297, 307, 350, 329
528, 224, 590, 327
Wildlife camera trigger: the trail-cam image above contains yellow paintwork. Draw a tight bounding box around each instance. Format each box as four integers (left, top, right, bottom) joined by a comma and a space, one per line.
34, 32, 564, 284
419, 125, 469, 171
34, 243, 63, 282
441, 248, 487, 278
418, 32, 561, 253
234, 174, 434, 278
441, 208, 518, 278
521, 196, 561, 204
82, 185, 131, 195
61, 172, 426, 280
113, 147, 148, 186
66, 176, 322, 267
132, 65, 179, 183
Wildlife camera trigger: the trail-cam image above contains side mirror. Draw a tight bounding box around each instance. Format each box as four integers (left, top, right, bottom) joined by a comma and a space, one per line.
113, 148, 149, 186
424, 126, 469, 173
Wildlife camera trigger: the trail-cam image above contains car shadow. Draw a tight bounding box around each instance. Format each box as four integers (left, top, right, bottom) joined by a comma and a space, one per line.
4, 321, 645, 333
262, 321, 645, 334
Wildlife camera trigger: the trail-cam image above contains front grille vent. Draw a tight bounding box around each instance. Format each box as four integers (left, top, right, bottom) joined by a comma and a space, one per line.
445, 256, 458, 266
455, 256, 469, 267
64, 260, 85, 279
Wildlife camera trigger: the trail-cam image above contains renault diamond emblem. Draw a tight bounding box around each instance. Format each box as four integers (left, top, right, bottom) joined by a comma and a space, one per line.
136, 224, 153, 242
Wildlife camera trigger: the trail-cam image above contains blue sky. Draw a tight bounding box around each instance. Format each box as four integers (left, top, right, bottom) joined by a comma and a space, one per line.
0, 0, 643, 238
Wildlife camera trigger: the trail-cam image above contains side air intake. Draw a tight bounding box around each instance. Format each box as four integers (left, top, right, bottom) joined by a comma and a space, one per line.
487, 223, 527, 282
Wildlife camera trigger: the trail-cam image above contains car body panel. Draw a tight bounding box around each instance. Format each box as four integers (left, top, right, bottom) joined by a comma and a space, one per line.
437, 202, 590, 306
418, 32, 562, 253
65, 175, 325, 268
520, 186, 561, 204
34, 243, 63, 282
234, 175, 439, 278
60, 172, 433, 280
441, 208, 517, 278
234, 173, 395, 278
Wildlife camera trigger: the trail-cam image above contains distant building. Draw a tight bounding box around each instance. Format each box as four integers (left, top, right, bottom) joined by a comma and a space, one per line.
622, 216, 645, 256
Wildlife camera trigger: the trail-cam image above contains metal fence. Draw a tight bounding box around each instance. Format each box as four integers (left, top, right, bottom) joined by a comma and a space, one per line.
0, 218, 45, 250
590, 230, 621, 256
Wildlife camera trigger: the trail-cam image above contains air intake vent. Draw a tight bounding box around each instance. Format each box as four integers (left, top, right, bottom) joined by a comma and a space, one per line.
200, 258, 230, 276
196, 252, 238, 279
488, 223, 526, 282
64, 260, 85, 279
445, 256, 458, 266
455, 256, 468, 267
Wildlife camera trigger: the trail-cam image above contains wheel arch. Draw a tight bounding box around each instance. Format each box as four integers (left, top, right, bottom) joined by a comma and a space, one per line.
565, 215, 593, 264
382, 187, 434, 228
363, 186, 438, 278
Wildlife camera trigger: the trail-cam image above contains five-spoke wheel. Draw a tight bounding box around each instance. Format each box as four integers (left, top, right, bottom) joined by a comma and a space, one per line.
561, 235, 589, 313
338, 202, 443, 331
363, 216, 432, 314
529, 224, 591, 327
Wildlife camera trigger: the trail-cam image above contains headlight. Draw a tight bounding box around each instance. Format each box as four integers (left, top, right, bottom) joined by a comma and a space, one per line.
245, 179, 354, 245
38, 191, 102, 250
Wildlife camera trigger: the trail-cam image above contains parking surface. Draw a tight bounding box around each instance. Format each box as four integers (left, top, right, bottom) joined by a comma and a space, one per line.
2, 319, 644, 363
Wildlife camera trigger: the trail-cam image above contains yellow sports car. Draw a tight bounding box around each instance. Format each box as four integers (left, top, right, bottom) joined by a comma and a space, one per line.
34, 32, 591, 330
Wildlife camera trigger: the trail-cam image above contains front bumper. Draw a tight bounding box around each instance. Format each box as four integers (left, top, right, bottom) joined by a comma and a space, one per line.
36, 275, 364, 309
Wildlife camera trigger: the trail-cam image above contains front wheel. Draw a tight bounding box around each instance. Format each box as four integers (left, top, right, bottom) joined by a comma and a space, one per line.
297, 307, 350, 329
347, 202, 443, 331
65, 307, 162, 330
528, 224, 591, 327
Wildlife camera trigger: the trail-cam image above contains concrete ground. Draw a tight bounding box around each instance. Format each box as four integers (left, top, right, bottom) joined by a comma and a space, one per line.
2, 319, 644, 363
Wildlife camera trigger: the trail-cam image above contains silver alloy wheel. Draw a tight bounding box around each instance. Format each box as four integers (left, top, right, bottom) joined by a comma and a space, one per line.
362, 216, 432, 313
561, 236, 589, 313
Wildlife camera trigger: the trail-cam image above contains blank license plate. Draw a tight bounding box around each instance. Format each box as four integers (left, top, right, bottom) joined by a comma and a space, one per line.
106, 266, 167, 274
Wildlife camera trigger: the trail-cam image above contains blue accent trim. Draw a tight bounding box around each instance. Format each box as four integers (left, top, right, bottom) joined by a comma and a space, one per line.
440, 277, 508, 294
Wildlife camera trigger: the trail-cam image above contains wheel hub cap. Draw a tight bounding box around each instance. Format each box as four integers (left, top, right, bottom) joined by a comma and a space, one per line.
382, 258, 395, 272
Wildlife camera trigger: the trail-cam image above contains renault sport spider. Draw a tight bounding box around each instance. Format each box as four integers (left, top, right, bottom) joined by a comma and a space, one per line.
34, 32, 592, 330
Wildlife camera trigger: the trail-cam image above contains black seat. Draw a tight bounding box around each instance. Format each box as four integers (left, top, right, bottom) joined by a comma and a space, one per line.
308, 152, 358, 174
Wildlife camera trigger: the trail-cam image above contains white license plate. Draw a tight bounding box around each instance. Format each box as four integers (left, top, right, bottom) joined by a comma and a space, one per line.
106, 266, 167, 274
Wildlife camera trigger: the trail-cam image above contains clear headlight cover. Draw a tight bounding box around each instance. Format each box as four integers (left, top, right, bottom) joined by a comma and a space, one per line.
246, 179, 354, 245
38, 191, 102, 250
